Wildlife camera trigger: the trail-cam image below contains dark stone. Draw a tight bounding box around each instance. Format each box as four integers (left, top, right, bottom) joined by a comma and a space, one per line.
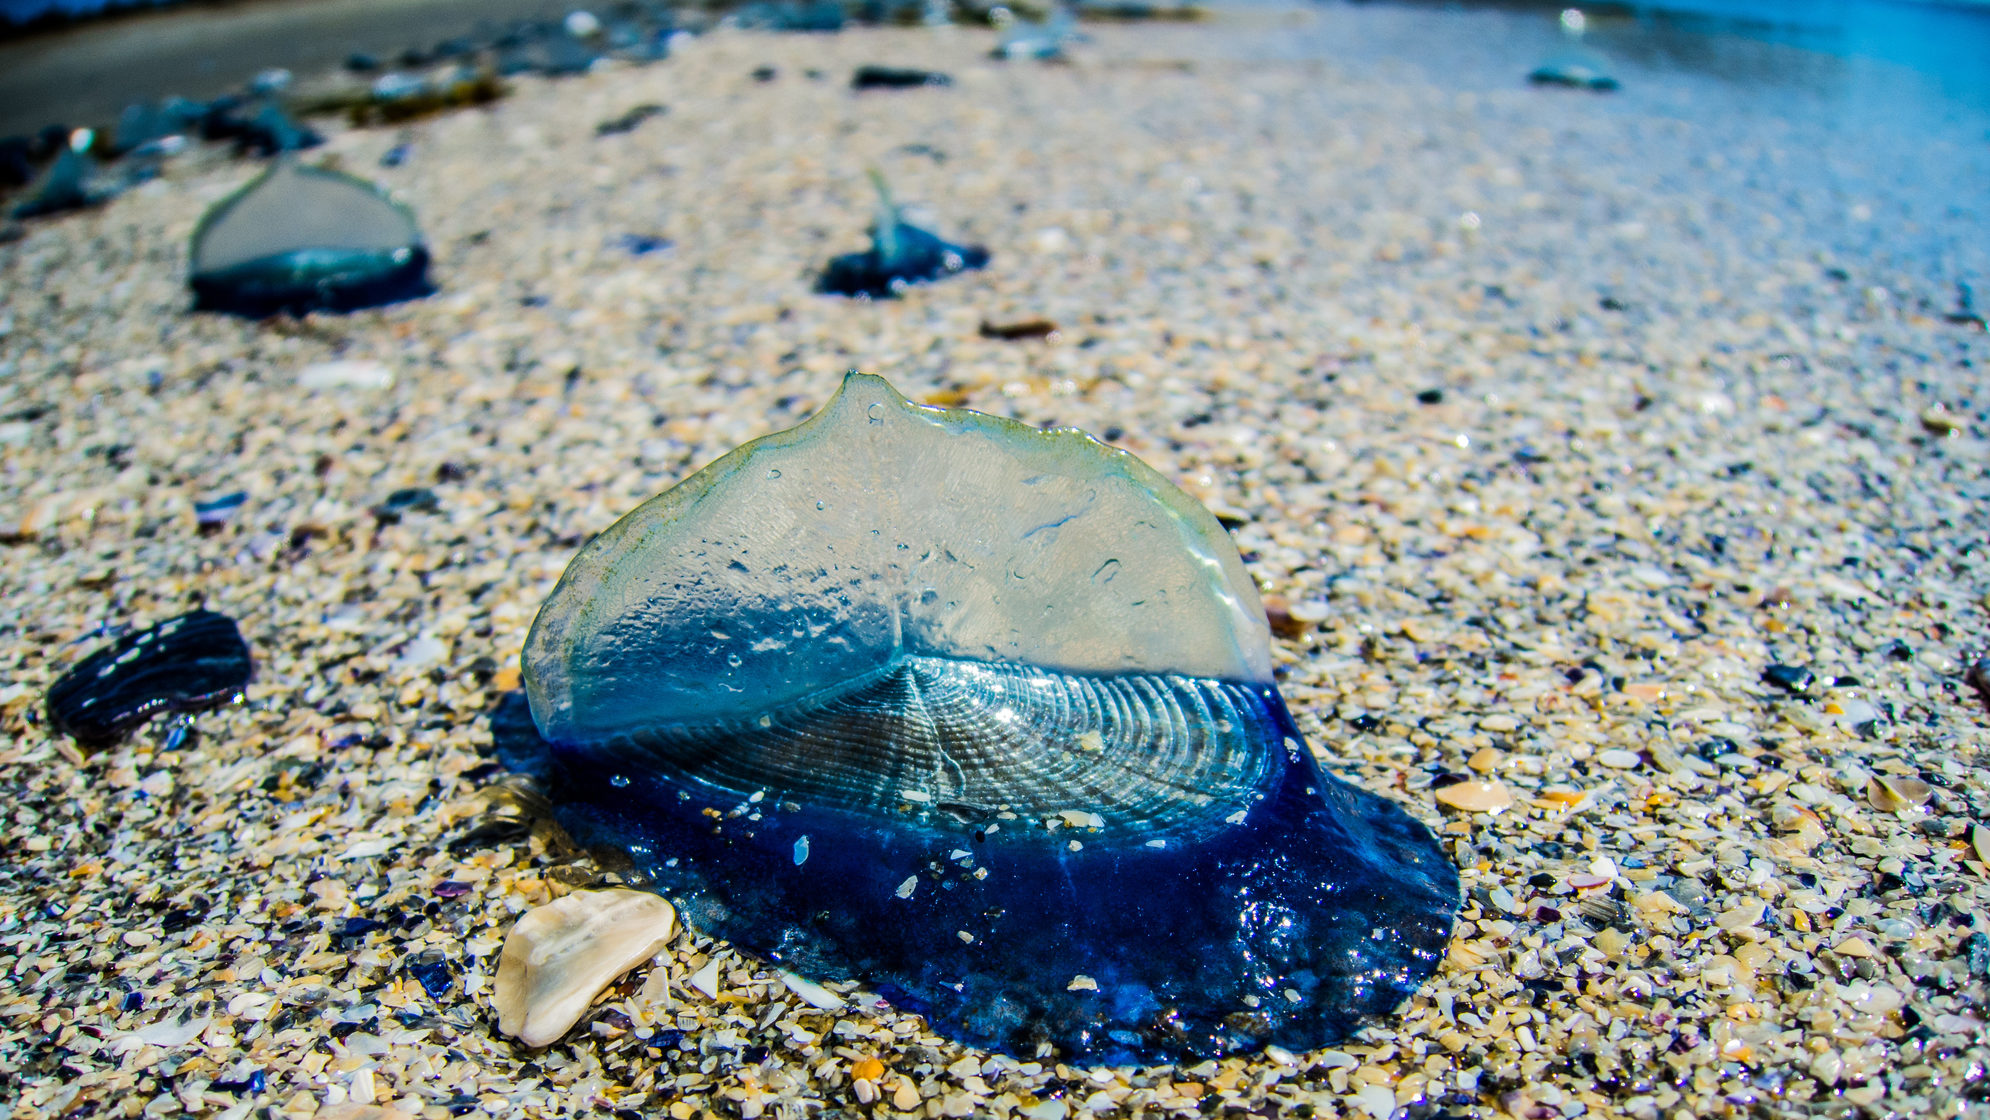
1761, 664, 1814, 694
374, 487, 440, 521
851, 66, 953, 90
1415, 388, 1444, 405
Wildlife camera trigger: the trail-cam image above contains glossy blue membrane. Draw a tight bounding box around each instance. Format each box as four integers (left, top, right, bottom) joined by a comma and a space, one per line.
497, 668, 1456, 1063
514, 375, 1458, 1062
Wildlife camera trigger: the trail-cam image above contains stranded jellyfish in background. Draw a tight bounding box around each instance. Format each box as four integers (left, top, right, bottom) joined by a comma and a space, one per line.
817, 172, 989, 299
188, 160, 433, 317
513, 373, 1458, 1063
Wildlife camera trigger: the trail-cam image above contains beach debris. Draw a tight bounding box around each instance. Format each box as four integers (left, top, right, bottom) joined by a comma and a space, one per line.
493, 889, 677, 1048
595, 103, 667, 136
112, 98, 203, 157
1761, 663, 1814, 694
979, 318, 1059, 340
1075, 0, 1205, 19
194, 491, 248, 532
1528, 52, 1618, 90
236, 100, 322, 156
851, 65, 953, 90
373, 487, 440, 522
1967, 656, 1990, 711
1944, 282, 1986, 328
994, 5, 1079, 59
45, 610, 252, 749
349, 69, 506, 126
819, 172, 990, 298
1433, 777, 1514, 814
1920, 405, 1963, 437
188, 160, 433, 317
1865, 775, 1931, 814
511, 372, 1458, 1062
9, 130, 116, 220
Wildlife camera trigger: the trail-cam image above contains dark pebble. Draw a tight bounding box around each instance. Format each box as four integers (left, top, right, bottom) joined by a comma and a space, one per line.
1761, 664, 1814, 694
337, 916, 390, 941
1967, 931, 1990, 979
407, 956, 454, 1000
212, 1071, 267, 1095
1348, 713, 1383, 733
374, 486, 441, 521
851, 66, 952, 90
1415, 388, 1444, 405
753, 66, 779, 82
979, 318, 1058, 341
194, 490, 248, 530
433, 880, 474, 898
45, 610, 252, 748
1967, 658, 1990, 710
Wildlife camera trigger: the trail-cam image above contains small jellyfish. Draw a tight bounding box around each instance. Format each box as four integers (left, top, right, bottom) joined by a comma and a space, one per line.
45, 610, 253, 749
510, 373, 1459, 1063
187, 160, 434, 317
818, 171, 990, 300
1527, 53, 1619, 91
1528, 11, 1618, 91
993, 5, 1079, 60
9, 130, 116, 220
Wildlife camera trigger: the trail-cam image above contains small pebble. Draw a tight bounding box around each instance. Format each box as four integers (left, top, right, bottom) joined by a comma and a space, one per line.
850, 66, 953, 90
1866, 775, 1931, 813
297, 359, 395, 391
1433, 779, 1513, 813
1595, 748, 1641, 769
1761, 663, 1814, 693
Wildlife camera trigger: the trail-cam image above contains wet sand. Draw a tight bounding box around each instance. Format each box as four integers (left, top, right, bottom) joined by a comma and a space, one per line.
1, 7, 1988, 1118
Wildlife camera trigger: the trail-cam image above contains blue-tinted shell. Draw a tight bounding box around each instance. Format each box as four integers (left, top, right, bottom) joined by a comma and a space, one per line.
514, 374, 1457, 1062
188, 160, 433, 317
45, 610, 252, 748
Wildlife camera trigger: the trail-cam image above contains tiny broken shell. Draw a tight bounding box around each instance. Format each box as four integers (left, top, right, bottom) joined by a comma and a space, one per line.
1971, 823, 1990, 868
1866, 775, 1931, 814
493, 888, 677, 1047
1433, 778, 1513, 814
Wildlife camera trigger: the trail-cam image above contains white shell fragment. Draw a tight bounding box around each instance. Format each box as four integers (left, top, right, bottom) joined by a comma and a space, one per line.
1865, 775, 1931, 814
492, 889, 677, 1047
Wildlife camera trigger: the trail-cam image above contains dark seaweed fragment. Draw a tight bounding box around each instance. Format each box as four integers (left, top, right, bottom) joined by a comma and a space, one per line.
819, 172, 988, 299
45, 610, 252, 748
851, 65, 952, 90
596, 103, 667, 136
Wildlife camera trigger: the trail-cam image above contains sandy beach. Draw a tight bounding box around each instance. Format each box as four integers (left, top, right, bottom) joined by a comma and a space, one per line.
2, 6, 1988, 1118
